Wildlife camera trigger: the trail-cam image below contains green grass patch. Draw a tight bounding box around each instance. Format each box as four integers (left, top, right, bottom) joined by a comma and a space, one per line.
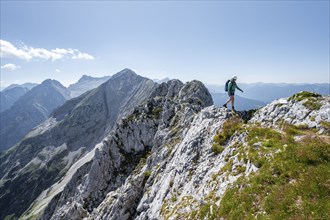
288, 91, 323, 110
245, 126, 289, 168
303, 100, 322, 110
291, 135, 330, 165
211, 143, 224, 154
247, 126, 282, 143
218, 129, 330, 219
199, 203, 211, 219
171, 194, 177, 202
321, 121, 330, 135
234, 165, 246, 175
213, 116, 244, 146
191, 202, 220, 220
221, 159, 234, 173
281, 122, 318, 139
310, 116, 316, 121
288, 91, 321, 102
144, 170, 152, 179
161, 196, 198, 220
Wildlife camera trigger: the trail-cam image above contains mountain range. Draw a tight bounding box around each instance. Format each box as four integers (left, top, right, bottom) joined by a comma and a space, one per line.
0, 75, 113, 152
0, 69, 157, 219
1, 86, 30, 112
0, 83, 38, 112
2, 77, 328, 114
0, 69, 329, 219
0, 80, 71, 151
1, 75, 328, 151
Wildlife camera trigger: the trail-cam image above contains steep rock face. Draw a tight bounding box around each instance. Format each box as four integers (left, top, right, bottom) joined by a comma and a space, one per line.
45, 68, 157, 151
0, 69, 157, 220
40, 92, 329, 220
37, 79, 213, 219
0, 80, 70, 151
68, 75, 111, 98
92, 107, 241, 220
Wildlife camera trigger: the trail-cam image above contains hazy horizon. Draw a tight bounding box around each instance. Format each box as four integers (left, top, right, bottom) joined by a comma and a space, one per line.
1, 68, 329, 91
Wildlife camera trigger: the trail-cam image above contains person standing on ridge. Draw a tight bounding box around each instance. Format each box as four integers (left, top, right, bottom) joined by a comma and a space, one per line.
223, 76, 243, 111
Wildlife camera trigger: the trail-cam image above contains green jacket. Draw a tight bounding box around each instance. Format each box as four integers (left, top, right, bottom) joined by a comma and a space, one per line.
228, 81, 243, 94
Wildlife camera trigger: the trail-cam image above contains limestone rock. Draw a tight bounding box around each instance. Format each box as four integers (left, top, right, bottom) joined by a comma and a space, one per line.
250, 94, 330, 129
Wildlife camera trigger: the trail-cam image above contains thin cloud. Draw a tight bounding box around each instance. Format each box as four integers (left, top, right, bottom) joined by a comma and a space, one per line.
51, 48, 72, 55
55, 69, 61, 73
0, 39, 94, 61
72, 50, 94, 60
1, 63, 21, 70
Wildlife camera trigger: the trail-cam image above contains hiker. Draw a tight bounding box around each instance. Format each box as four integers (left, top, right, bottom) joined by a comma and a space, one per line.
223, 76, 243, 111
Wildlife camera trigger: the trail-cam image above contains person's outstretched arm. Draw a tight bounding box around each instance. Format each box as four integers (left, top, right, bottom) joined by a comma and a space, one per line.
236, 84, 243, 92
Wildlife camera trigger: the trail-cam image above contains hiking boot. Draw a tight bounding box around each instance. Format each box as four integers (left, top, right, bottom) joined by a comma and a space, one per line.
232, 106, 236, 111
223, 104, 227, 108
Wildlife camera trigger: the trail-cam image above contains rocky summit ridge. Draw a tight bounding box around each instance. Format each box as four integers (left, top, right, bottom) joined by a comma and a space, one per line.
21, 86, 330, 220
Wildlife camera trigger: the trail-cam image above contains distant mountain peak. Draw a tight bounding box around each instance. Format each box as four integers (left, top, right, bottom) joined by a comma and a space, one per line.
77, 75, 94, 83
112, 68, 137, 79
75, 75, 112, 84
41, 79, 62, 86
68, 75, 111, 98
40, 79, 69, 94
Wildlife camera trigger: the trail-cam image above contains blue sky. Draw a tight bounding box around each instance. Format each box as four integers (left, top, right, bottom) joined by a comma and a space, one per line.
0, 1, 329, 87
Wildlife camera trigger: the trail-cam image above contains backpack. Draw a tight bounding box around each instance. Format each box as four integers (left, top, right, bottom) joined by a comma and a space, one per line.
224, 80, 230, 92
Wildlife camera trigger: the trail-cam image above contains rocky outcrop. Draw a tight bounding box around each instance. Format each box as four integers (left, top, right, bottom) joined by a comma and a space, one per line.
35, 79, 213, 219
250, 91, 330, 131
